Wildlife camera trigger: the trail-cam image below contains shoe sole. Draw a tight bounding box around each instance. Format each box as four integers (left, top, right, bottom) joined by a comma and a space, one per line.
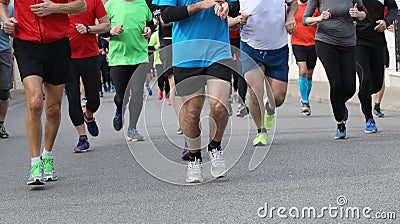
334, 136, 347, 139
27, 178, 45, 185
365, 130, 377, 134
74, 148, 90, 153
186, 178, 203, 183
43, 176, 58, 181
126, 137, 145, 142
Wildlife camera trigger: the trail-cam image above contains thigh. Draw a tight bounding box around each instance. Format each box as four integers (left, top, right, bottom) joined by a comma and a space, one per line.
173, 67, 206, 96
292, 45, 307, 63
265, 45, 289, 83
44, 82, 65, 109
207, 77, 231, 108
43, 38, 71, 85
306, 45, 317, 70
240, 40, 263, 74
315, 41, 341, 87
0, 48, 13, 91
356, 45, 371, 83
79, 57, 101, 93
13, 39, 44, 82
369, 46, 385, 87
339, 46, 356, 87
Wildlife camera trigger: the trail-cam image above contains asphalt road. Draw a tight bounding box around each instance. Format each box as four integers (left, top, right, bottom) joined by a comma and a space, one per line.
0, 87, 399, 224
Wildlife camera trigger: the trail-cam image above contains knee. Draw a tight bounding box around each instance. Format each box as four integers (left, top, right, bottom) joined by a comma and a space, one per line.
46, 102, 62, 118
210, 100, 228, 116
0, 90, 10, 101
27, 96, 43, 115
275, 95, 286, 107
184, 105, 201, 123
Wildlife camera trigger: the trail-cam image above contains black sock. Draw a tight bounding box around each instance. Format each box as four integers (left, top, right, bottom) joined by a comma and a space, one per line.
337, 123, 346, 132
208, 140, 221, 152
0, 121, 4, 125
189, 151, 202, 162
257, 128, 266, 133
80, 135, 88, 139
374, 103, 380, 110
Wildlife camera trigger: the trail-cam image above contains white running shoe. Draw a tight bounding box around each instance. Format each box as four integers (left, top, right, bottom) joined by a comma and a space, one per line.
209, 149, 227, 178
186, 158, 203, 183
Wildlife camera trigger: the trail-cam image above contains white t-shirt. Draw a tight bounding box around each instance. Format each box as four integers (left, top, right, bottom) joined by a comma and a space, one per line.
240, 0, 292, 50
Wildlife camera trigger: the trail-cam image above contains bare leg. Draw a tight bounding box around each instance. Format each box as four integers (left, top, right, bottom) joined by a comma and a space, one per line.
245, 66, 266, 129
0, 98, 9, 121
43, 82, 64, 152
207, 78, 230, 142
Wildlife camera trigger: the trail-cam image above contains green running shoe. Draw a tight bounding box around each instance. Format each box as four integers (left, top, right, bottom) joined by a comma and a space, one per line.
27, 161, 44, 185
264, 99, 275, 130
0, 124, 9, 138
253, 132, 269, 146
42, 155, 57, 181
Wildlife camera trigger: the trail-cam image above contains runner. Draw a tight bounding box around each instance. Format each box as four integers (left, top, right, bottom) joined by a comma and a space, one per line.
0, 4, 13, 139
291, 0, 318, 116
155, 0, 239, 182
303, 0, 366, 139
355, 0, 397, 133
65, 0, 111, 153
240, 0, 298, 146
0, 0, 86, 185
105, 0, 153, 142
98, 36, 112, 93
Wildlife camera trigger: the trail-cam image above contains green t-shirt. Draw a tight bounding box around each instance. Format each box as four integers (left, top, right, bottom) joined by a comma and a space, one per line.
105, 0, 152, 66
148, 31, 162, 68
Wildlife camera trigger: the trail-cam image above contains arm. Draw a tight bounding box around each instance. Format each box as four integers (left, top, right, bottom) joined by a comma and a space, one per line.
302, 0, 321, 26
0, 3, 17, 35
285, 0, 298, 34
0, 3, 9, 22
161, 0, 218, 23
76, 16, 111, 35
384, 0, 398, 26
30, 0, 86, 17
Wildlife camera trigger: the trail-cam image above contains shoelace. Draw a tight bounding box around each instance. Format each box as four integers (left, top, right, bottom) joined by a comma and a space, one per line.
43, 157, 53, 172
32, 162, 42, 175
212, 150, 224, 166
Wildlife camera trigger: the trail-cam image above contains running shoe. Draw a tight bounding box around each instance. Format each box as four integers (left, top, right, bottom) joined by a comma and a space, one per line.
0, 124, 9, 138
146, 85, 153, 96
104, 85, 109, 93
74, 136, 90, 153
365, 119, 378, 134
209, 148, 227, 178
165, 98, 172, 106
110, 85, 116, 92
344, 106, 349, 122
27, 161, 44, 185
236, 104, 249, 117
42, 155, 57, 181
127, 128, 144, 141
301, 101, 311, 116
252, 132, 268, 146
373, 108, 385, 118
186, 158, 203, 183
228, 103, 233, 116
84, 114, 99, 137
177, 127, 183, 135
182, 139, 189, 160
99, 91, 103, 98
335, 123, 347, 139
113, 110, 123, 131
157, 90, 163, 100
264, 99, 275, 130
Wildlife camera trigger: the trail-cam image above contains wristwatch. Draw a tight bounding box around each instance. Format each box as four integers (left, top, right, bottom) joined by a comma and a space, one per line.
86, 26, 91, 34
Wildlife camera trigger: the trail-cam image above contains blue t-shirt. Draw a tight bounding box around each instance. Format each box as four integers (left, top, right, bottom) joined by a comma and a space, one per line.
153, 0, 235, 68
0, 5, 13, 51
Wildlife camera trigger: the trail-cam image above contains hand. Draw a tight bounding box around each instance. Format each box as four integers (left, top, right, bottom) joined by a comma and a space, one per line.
387, 23, 394, 32
349, 3, 360, 19
30, 0, 56, 17
318, 9, 331, 22
214, 1, 229, 20
110, 25, 123, 35
199, 0, 219, 10
142, 27, 151, 39
1, 17, 18, 35
238, 13, 252, 25
76, 23, 88, 34
285, 16, 296, 35
374, 20, 387, 32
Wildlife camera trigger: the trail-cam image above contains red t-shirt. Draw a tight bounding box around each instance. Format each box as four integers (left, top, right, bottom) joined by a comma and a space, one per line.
230, 29, 240, 39
69, 0, 107, 59
291, 3, 319, 46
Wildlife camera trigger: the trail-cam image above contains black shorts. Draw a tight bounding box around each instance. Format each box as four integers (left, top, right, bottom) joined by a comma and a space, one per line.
173, 59, 234, 96
384, 45, 389, 68
292, 45, 317, 70
159, 46, 173, 78
13, 38, 71, 85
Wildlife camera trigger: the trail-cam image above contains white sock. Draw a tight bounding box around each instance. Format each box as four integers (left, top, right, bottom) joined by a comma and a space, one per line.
42, 149, 52, 157
31, 157, 41, 165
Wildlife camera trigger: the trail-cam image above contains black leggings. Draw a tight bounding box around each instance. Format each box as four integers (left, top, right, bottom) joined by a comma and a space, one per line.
65, 56, 100, 126
100, 62, 111, 87
111, 64, 146, 129
315, 41, 356, 122
230, 43, 247, 104
156, 64, 171, 97
356, 45, 385, 121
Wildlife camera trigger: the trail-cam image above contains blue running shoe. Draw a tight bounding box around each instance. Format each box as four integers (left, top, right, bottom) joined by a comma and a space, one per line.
146, 85, 153, 96
373, 108, 384, 118
99, 91, 103, 98
84, 114, 99, 137
182, 139, 189, 161
127, 128, 144, 141
74, 136, 90, 153
113, 110, 123, 131
335, 123, 347, 139
365, 119, 378, 134
111, 85, 115, 92
344, 106, 349, 121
